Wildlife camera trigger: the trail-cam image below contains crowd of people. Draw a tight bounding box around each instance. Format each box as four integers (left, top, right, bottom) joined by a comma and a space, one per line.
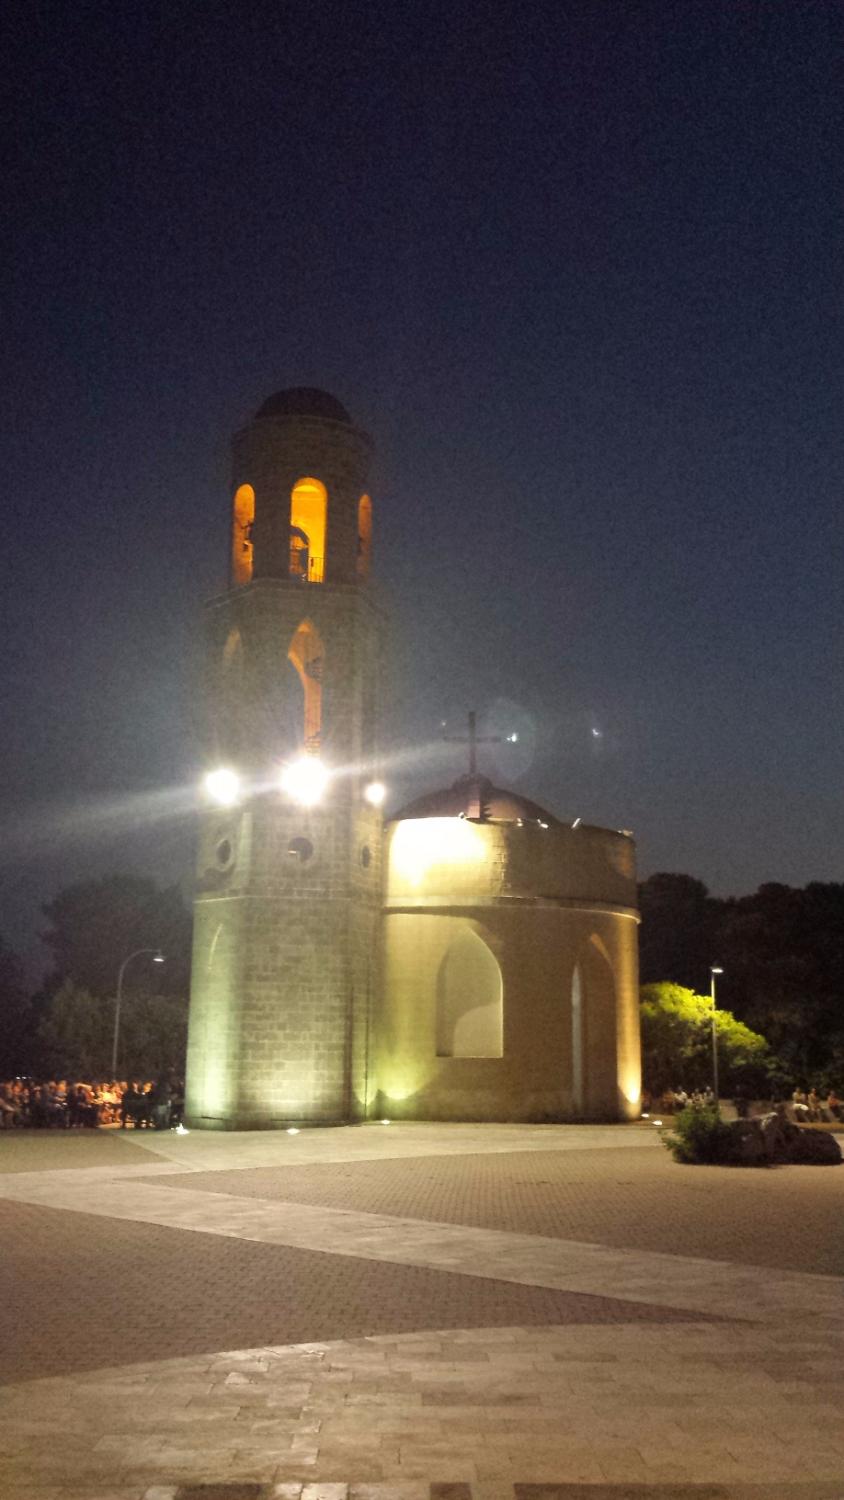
0, 1076, 185, 1130
643, 1084, 843, 1122
790, 1086, 842, 1122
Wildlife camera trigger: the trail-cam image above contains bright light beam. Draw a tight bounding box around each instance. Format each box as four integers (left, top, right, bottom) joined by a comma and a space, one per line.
280, 757, 330, 807
203, 767, 241, 807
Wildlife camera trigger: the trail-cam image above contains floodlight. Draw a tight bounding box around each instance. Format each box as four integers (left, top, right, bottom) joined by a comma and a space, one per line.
203, 767, 241, 807
280, 756, 330, 806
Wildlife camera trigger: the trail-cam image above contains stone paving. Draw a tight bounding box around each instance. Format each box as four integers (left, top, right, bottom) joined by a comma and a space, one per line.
1, 1122, 842, 1500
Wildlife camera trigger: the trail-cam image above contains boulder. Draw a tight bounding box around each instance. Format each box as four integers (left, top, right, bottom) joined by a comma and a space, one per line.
789, 1127, 842, 1165
758, 1111, 841, 1165
723, 1118, 767, 1164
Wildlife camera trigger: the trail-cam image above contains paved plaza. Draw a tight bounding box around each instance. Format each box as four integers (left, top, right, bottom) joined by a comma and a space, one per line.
1, 1122, 843, 1500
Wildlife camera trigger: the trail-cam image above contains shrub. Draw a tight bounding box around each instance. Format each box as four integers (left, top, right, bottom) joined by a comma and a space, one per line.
663, 1103, 733, 1164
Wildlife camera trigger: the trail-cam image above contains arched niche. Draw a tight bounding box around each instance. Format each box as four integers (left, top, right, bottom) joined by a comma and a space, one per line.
573, 934, 618, 1115
289, 477, 327, 584
287, 619, 324, 750
357, 494, 372, 580
436, 928, 503, 1058
231, 485, 254, 586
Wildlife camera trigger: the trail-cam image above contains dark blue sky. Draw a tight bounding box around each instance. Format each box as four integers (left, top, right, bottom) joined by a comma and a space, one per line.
2, 0, 842, 970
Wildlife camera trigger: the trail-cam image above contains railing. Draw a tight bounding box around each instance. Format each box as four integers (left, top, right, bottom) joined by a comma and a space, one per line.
289, 547, 324, 584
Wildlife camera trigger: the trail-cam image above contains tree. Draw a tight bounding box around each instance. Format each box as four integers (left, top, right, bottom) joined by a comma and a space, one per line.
37, 981, 111, 1080
37, 979, 188, 1080
638, 874, 726, 992
40, 875, 192, 1000
719, 882, 844, 1081
0, 937, 34, 1075
640, 982, 771, 1097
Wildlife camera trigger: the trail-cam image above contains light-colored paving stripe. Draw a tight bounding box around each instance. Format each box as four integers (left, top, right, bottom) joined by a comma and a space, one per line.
1, 1167, 842, 1328
2, 1323, 844, 1495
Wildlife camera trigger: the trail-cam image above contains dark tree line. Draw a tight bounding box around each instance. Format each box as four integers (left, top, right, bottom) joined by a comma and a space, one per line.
0, 875, 192, 1079
639, 873, 844, 1085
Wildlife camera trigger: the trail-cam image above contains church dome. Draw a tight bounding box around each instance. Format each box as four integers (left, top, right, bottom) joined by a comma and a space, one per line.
255, 387, 351, 423
391, 774, 559, 827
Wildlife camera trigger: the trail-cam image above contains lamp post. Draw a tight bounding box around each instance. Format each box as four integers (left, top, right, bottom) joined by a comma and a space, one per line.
710, 965, 723, 1106
112, 949, 165, 1077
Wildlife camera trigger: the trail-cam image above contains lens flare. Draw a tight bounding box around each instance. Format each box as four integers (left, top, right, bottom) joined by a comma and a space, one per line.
280, 757, 330, 806
203, 767, 241, 807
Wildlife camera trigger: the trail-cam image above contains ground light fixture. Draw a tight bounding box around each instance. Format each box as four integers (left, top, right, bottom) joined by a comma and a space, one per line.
279, 756, 330, 806
203, 767, 241, 807
364, 780, 386, 806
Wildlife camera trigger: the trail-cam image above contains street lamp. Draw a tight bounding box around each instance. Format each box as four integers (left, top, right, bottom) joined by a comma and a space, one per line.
710, 965, 724, 1105
112, 949, 165, 1077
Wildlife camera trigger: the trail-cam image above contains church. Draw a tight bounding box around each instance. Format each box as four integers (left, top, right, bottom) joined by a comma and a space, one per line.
184, 389, 641, 1129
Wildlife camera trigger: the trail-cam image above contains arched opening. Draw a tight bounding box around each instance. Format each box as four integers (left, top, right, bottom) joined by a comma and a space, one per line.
231, 485, 254, 586
289, 477, 327, 584
357, 493, 372, 580
287, 619, 324, 750
436, 929, 503, 1058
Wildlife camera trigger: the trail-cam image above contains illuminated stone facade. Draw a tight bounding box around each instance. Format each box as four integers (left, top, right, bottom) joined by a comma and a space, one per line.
185, 388, 641, 1128
185, 390, 383, 1129
376, 787, 641, 1122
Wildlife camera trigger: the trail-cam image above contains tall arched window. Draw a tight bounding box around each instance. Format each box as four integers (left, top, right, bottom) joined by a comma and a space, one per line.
436, 929, 503, 1058
573, 935, 618, 1115
231, 485, 255, 586
287, 619, 324, 749
357, 494, 372, 580
289, 477, 327, 584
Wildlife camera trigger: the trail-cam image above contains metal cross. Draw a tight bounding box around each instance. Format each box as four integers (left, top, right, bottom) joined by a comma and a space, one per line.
442, 710, 501, 775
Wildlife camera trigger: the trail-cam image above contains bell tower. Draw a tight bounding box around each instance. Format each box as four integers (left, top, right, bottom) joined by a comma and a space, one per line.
185, 388, 383, 1129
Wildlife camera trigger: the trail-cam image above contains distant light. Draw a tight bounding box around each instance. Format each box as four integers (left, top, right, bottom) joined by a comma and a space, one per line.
506, 732, 519, 743
286, 1127, 300, 1135
538, 821, 549, 830
642, 1112, 650, 1119
711, 965, 724, 975
175, 1123, 189, 1135
380, 1118, 391, 1125
153, 950, 165, 964
591, 727, 602, 739
571, 817, 582, 829
364, 780, 386, 806
280, 756, 330, 806
653, 1119, 663, 1127
204, 767, 241, 807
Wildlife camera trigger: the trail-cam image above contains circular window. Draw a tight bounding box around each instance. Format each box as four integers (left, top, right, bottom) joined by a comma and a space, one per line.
288, 837, 314, 862
215, 837, 233, 868
360, 845, 371, 869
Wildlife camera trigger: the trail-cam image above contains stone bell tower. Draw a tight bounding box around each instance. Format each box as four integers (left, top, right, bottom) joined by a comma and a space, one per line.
185, 388, 383, 1129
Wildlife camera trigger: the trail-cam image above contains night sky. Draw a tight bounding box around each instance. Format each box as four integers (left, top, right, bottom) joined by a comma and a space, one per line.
2, 0, 842, 972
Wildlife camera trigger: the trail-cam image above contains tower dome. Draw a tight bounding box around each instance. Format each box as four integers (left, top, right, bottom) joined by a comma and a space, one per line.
392, 774, 558, 826
255, 387, 352, 423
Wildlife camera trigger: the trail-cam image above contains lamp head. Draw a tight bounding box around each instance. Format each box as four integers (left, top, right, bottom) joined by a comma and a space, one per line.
280, 756, 330, 807
203, 767, 241, 807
